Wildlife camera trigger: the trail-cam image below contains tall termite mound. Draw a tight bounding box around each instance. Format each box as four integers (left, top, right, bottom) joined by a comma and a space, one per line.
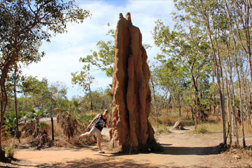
109, 12, 155, 153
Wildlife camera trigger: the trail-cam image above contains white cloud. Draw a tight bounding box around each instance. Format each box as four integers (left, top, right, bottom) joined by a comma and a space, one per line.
22, 0, 175, 99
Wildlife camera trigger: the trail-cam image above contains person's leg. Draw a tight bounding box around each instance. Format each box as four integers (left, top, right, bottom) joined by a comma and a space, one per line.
79, 126, 96, 140
79, 132, 93, 140
95, 129, 104, 153
97, 137, 103, 152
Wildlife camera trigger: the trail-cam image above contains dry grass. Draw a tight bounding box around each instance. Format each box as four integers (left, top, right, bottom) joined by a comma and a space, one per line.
149, 107, 196, 131
193, 125, 209, 134
53, 121, 63, 137
1, 119, 96, 151
5, 139, 15, 158
155, 125, 171, 135
53, 134, 96, 148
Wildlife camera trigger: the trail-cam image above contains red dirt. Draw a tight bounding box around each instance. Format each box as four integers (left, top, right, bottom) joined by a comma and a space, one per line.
1, 127, 252, 168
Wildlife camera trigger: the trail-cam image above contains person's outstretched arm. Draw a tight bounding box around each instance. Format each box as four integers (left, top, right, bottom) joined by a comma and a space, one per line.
106, 119, 117, 129
87, 114, 100, 129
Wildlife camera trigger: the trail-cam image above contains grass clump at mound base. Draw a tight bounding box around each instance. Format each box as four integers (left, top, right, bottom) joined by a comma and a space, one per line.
143, 138, 164, 153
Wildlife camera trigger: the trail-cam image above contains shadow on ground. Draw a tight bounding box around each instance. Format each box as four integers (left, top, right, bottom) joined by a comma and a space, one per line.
161, 145, 220, 155
105, 144, 220, 157
8, 158, 160, 168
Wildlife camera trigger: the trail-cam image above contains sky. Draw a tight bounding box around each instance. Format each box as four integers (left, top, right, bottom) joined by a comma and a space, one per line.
22, 0, 175, 99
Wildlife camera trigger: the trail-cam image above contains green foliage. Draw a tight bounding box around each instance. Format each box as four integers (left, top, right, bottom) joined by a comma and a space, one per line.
80, 24, 115, 77
3, 111, 26, 136
0, 0, 90, 150
153, 16, 211, 107
3, 113, 17, 135
79, 113, 96, 126
39, 122, 48, 129
71, 72, 95, 111
21, 76, 53, 109
79, 23, 151, 79
71, 71, 94, 93
49, 81, 68, 109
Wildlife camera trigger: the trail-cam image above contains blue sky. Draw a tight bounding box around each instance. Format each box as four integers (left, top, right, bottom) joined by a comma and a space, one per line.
22, 0, 175, 99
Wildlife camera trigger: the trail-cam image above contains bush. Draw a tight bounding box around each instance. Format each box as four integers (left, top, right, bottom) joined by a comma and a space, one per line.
5, 140, 15, 159
79, 113, 96, 126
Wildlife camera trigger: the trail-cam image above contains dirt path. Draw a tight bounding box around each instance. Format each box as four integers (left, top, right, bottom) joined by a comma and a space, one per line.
2, 127, 252, 168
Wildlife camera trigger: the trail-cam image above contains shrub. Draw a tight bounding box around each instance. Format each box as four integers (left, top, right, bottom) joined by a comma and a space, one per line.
5, 140, 15, 159
79, 113, 96, 126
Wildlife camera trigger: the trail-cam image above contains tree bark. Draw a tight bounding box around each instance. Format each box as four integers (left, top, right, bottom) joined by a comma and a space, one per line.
197, 1, 226, 145
224, 0, 239, 146
150, 77, 158, 129
14, 67, 20, 140
88, 84, 93, 110
51, 117, 54, 141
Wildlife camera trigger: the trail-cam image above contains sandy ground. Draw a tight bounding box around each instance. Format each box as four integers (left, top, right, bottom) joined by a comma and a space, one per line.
1, 127, 252, 168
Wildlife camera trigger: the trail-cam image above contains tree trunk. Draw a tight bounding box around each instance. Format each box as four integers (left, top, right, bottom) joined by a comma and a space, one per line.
51, 117, 54, 141
200, 3, 226, 145
234, 47, 245, 147
211, 74, 216, 115
224, 0, 239, 146
194, 106, 197, 129
88, 84, 93, 110
0, 52, 17, 158
109, 13, 154, 153
14, 68, 20, 139
150, 77, 158, 129
225, 73, 232, 146
239, 67, 246, 148
190, 69, 202, 120
178, 94, 181, 117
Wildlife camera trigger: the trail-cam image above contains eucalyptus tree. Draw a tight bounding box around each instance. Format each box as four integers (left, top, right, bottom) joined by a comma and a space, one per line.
5, 64, 23, 138
71, 71, 95, 110
153, 17, 211, 122
153, 58, 187, 117
231, 0, 251, 146
22, 76, 53, 108
172, 0, 228, 146
0, 0, 90, 156
49, 81, 68, 109
173, 0, 252, 147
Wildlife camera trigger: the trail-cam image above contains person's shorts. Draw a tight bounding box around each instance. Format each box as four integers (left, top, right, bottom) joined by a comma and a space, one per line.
89, 126, 101, 139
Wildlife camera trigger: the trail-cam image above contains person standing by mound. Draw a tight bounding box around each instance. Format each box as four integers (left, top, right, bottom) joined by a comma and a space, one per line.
79, 109, 116, 153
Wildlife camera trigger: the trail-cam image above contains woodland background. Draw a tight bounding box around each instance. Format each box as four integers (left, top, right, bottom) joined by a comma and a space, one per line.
0, 0, 252, 159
